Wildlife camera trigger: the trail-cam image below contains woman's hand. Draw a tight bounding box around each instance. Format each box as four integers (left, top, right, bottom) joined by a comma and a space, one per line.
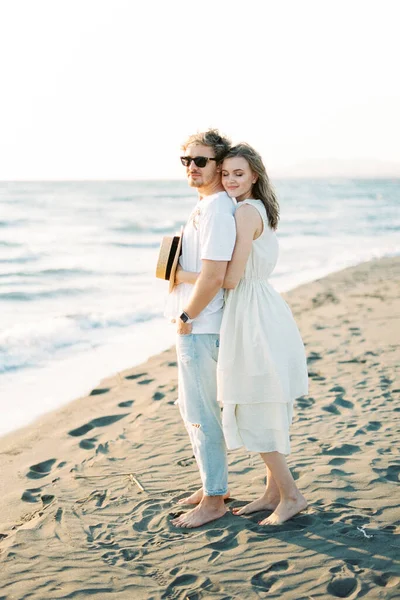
175, 265, 199, 286
175, 264, 184, 285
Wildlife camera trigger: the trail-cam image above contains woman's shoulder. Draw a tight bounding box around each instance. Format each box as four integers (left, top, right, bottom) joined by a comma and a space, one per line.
235, 201, 262, 219
237, 199, 266, 218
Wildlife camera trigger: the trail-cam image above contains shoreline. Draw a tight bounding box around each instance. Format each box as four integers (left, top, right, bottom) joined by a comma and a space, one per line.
1, 256, 399, 599
2, 252, 399, 441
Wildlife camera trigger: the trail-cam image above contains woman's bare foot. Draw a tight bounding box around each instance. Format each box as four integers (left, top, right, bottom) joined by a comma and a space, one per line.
258, 494, 307, 525
171, 498, 227, 528
232, 492, 280, 516
177, 487, 230, 505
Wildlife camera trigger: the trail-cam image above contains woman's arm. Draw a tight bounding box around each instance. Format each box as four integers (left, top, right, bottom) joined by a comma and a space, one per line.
223, 204, 262, 289
174, 264, 199, 285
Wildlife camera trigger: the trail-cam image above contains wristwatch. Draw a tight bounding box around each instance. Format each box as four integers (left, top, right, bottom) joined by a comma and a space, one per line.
179, 311, 194, 324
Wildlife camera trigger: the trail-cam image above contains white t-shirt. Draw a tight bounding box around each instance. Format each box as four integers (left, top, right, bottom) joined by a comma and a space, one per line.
165, 191, 236, 333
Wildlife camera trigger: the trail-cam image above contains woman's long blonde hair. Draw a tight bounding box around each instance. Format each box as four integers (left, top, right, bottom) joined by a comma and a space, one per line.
224, 143, 280, 230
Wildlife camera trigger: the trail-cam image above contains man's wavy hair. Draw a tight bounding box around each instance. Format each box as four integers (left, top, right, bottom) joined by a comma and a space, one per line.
224, 143, 280, 230
181, 128, 231, 164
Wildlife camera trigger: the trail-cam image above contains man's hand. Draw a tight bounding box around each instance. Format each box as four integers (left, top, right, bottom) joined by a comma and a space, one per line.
177, 319, 193, 335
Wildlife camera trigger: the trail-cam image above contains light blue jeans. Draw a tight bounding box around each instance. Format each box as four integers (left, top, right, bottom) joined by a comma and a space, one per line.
176, 333, 228, 496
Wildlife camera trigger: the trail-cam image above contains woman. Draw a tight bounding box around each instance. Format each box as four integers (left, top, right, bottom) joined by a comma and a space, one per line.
176, 143, 308, 525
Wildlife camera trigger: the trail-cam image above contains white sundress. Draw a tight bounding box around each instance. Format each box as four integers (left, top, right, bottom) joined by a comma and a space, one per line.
217, 199, 309, 455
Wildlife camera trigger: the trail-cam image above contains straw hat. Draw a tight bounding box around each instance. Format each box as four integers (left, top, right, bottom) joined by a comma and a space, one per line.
155, 227, 183, 293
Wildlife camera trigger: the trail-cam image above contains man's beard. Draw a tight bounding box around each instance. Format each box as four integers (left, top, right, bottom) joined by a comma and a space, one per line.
188, 176, 203, 188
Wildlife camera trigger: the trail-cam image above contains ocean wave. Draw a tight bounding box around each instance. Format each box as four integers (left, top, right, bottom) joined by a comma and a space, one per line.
0, 241, 23, 247
0, 310, 159, 373
0, 256, 39, 264
111, 221, 184, 235
110, 241, 160, 249
0, 219, 29, 228
0, 287, 94, 301
0, 268, 96, 279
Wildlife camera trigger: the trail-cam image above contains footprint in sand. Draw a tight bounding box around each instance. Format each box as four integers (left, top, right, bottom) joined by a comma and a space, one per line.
327, 576, 358, 598
118, 399, 134, 408
312, 291, 339, 307
177, 456, 195, 467
330, 468, 353, 477
321, 443, 361, 456
125, 372, 155, 385
308, 371, 326, 381
152, 391, 165, 401
251, 562, 289, 592
41, 494, 55, 505
322, 403, 341, 415
21, 487, 54, 505
102, 550, 119, 566
125, 372, 148, 380
339, 357, 367, 364
349, 327, 362, 337
373, 573, 400, 588
329, 458, 347, 466
26, 458, 57, 480
205, 529, 239, 552
79, 437, 98, 450
307, 351, 322, 364
21, 487, 43, 503
89, 387, 111, 396
366, 421, 381, 431
297, 397, 315, 409
329, 385, 346, 394
380, 377, 393, 391
383, 464, 400, 483
334, 396, 353, 409
355, 379, 367, 388
163, 574, 216, 599
265, 560, 289, 572
77, 490, 109, 510
68, 414, 129, 437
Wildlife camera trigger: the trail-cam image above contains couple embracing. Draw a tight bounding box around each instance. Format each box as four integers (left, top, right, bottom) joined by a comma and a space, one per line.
165, 129, 308, 529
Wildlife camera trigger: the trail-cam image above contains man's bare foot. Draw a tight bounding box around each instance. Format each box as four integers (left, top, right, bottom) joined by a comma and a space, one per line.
232, 492, 280, 516
258, 494, 307, 525
177, 487, 230, 506
171, 499, 227, 528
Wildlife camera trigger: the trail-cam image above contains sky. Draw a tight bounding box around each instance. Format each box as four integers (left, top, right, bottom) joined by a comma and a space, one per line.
0, 0, 399, 180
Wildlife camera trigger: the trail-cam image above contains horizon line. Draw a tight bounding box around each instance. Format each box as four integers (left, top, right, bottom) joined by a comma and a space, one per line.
1, 175, 400, 184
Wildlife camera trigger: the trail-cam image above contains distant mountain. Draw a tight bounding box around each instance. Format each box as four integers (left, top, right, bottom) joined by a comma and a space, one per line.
273, 158, 400, 178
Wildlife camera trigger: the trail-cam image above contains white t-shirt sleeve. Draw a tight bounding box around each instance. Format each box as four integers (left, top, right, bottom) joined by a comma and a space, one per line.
200, 203, 236, 261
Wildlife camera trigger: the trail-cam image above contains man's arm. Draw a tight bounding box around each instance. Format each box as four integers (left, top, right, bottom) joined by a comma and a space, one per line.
177, 197, 236, 334
176, 259, 228, 335
183, 259, 228, 317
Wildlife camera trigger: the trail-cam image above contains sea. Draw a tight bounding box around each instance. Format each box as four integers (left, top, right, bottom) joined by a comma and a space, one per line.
0, 179, 399, 437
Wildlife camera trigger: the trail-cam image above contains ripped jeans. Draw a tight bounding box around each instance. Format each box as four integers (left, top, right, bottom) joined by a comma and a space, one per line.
176, 333, 228, 496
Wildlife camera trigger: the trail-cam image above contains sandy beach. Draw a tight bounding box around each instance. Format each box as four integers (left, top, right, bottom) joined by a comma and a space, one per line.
0, 257, 399, 600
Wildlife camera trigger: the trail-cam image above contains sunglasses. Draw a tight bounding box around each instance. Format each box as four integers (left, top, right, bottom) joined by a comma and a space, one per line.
180, 156, 217, 168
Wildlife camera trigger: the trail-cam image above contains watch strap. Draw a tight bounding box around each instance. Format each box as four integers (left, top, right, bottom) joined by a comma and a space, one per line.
180, 311, 193, 324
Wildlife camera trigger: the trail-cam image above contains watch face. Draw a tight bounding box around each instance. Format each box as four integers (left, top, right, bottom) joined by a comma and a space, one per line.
180, 312, 188, 323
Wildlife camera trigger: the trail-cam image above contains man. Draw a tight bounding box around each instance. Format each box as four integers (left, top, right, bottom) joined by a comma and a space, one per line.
168, 129, 236, 528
